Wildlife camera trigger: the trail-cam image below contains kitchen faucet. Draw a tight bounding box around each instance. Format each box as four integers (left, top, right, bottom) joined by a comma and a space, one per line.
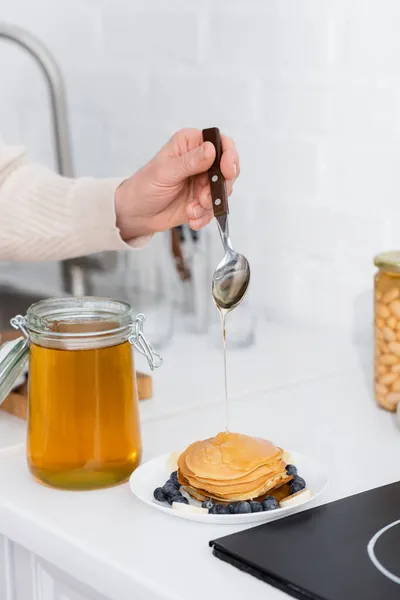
0, 22, 112, 296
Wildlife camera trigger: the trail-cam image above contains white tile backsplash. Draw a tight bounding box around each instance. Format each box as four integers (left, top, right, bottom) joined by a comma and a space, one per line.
0, 0, 399, 333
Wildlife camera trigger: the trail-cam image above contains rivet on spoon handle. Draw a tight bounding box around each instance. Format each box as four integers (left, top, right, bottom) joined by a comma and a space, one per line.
202, 127, 229, 217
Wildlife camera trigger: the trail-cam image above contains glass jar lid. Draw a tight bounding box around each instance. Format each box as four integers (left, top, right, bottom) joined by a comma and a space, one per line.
25, 297, 134, 350
374, 251, 400, 273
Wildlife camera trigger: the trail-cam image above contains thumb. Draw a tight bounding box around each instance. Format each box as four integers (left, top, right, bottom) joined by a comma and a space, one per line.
167, 141, 216, 181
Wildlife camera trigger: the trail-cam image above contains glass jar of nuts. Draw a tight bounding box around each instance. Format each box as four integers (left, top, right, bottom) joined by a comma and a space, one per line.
374, 252, 400, 411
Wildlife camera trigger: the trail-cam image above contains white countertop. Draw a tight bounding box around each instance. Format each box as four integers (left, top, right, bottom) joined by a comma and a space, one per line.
0, 322, 398, 600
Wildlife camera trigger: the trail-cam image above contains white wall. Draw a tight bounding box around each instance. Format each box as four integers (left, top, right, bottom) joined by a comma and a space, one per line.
1, 0, 400, 333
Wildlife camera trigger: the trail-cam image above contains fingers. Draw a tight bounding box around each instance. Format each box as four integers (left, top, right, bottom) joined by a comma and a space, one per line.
220, 148, 240, 181
163, 129, 239, 230
166, 141, 216, 181
221, 135, 240, 180
192, 134, 239, 210
165, 130, 239, 181
192, 173, 208, 204
198, 186, 212, 210
187, 201, 206, 221
187, 206, 214, 231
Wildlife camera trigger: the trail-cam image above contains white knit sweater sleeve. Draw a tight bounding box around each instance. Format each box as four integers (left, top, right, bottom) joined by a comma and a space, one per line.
0, 142, 150, 261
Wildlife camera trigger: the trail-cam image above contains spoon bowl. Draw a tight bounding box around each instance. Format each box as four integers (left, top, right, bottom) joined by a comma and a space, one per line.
212, 248, 250, 311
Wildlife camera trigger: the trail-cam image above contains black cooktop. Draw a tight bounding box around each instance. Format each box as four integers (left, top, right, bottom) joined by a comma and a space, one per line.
210, 482, 400, 600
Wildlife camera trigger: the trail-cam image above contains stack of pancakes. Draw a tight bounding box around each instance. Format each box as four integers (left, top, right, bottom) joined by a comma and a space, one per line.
177, 431, 292, 503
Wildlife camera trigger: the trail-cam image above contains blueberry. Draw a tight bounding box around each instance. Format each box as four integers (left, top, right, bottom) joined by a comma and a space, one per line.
249, 501, 263, 513
166, 477, 180, 491
295, 475, 306, 486
286, 464, 298, 477
202, 499, 214, 511
262, 496, 279, 511
228, 503, 236, 514
290, 476, 306, 495
170, 471, 179, 487
171, 495, 188, 505
153, 487, 166, 502
163, 482, 178, 498
210, 504, 229, 515
233, 502, 252, 514
168, 492, 183, 505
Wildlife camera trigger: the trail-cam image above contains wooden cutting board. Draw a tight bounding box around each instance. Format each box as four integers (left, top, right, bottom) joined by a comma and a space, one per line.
0, 331, 153, 421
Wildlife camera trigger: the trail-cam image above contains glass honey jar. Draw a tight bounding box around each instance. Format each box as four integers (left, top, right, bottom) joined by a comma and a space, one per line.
374, 252, 400, 412
0, 297, 162, 490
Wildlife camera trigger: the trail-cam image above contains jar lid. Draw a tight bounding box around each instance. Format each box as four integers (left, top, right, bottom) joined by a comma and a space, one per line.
0, 337, 29, 406
374, 251, 400, 272
0, 300, 163, 403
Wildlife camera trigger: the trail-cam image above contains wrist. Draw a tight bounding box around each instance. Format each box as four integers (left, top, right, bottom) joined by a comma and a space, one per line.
114, 177, 153, 241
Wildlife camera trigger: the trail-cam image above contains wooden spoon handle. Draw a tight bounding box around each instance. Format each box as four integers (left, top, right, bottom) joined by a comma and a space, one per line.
202, 127, 229, 218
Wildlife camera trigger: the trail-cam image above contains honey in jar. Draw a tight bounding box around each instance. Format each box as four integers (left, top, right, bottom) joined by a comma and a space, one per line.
374, 252, 400, 412
0, 297, 162, 490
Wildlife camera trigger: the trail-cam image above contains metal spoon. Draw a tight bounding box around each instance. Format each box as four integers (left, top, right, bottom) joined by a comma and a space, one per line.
202, 127, 250, 311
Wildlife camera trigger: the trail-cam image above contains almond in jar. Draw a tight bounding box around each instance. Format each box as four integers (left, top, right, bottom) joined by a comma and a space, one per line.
374, 252, 400, 412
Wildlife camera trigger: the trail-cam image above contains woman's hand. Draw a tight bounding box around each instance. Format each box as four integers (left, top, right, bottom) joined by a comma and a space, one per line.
114, 128, 239, 240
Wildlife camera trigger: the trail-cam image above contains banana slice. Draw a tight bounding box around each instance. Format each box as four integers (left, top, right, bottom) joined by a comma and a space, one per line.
282, 451, 293, 464
167, 451, 182, 471
172, 502, 208, 514
279, 488, 311, 508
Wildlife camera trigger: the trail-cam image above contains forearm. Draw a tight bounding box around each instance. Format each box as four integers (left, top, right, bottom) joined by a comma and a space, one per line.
0, 143, 148, 262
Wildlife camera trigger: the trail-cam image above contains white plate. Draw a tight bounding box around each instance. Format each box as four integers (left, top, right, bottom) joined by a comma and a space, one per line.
129, 451, 328, 524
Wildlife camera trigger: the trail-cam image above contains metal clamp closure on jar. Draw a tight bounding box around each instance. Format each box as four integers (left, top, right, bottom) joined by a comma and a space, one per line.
128, 313, 163, 370
10, 312, 163, 371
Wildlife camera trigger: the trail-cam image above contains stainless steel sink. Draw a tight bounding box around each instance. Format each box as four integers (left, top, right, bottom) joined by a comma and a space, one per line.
0, 286, 45, 330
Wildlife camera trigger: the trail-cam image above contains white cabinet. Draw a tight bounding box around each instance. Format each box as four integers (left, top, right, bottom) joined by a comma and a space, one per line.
0, 536, 110, 600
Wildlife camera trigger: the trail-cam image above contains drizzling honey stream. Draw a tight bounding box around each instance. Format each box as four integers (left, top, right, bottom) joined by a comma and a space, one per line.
218, 308, 229, 431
